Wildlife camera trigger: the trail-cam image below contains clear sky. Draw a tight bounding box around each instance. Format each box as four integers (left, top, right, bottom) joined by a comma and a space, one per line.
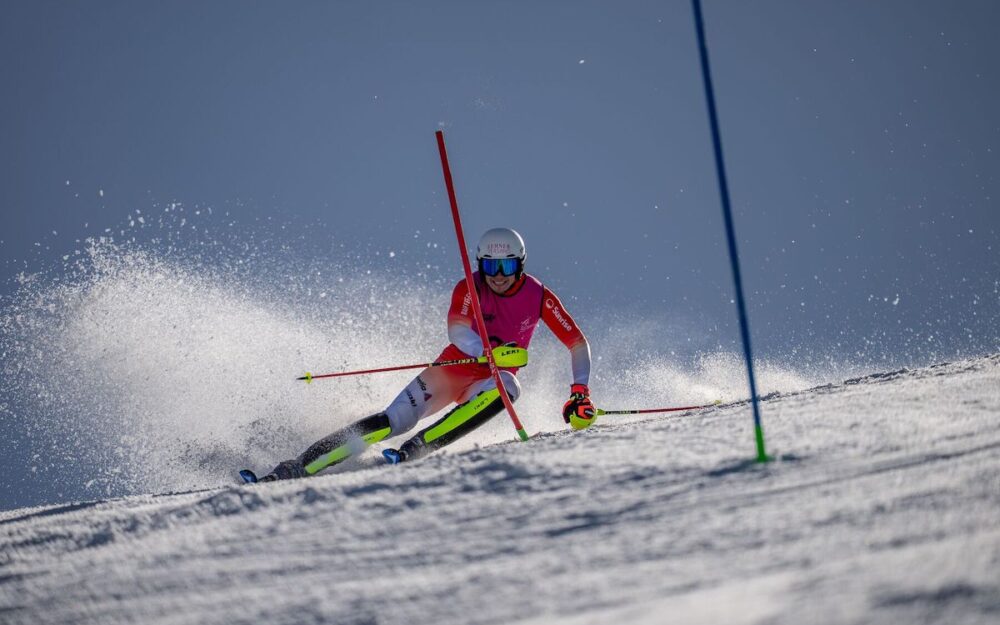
3, 1, 998, 364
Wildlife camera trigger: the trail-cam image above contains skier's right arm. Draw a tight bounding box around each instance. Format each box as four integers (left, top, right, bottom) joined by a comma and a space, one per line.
447, 279, 484, 357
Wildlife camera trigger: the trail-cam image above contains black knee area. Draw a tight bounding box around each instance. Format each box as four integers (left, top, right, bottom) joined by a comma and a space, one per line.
355, 412, 391, 435
299, 412, 390, 467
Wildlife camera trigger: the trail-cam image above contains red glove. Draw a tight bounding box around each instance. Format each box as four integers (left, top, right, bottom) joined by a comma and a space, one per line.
563, 384, 596, 429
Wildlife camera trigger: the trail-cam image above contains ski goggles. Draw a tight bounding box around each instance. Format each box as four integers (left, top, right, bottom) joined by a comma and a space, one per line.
479, 257, 522, 277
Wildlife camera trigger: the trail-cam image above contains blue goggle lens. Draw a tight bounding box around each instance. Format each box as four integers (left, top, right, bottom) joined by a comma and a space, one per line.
480, 258, 521, 277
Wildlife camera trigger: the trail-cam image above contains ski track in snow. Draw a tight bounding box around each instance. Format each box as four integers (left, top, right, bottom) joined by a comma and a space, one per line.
1, 355, 999, 625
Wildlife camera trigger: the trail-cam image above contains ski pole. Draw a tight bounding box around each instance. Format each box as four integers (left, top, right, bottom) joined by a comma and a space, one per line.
595, 400, 721, 416
299, 346, 528, 383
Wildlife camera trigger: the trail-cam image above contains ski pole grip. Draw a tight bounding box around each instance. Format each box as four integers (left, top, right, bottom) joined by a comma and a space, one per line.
492, 346, 528, 368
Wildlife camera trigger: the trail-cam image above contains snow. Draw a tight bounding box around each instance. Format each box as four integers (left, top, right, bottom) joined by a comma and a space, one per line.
1, 354, 998, 624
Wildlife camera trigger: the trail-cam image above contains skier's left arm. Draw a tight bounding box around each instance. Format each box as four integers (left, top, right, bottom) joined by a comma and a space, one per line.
541, 287, 590, 384
541, 287, 597, 428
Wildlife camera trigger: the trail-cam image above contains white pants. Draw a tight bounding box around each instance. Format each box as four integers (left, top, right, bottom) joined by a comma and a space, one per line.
385, 369, 520, 435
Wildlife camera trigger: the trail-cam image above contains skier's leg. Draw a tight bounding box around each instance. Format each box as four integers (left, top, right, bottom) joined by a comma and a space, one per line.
388, 370, 520, 463
384, 369, 460, 435
264, 368, 460, 481
263, 412, 394, 480
297, 412, 395, 475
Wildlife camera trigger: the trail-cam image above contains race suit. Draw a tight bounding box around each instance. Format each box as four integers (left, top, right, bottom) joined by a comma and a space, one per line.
384, 271, 590, 434
276, 271, 593, 479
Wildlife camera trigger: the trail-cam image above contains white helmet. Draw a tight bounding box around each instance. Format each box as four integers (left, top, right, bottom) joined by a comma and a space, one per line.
476, 227, 526, 279
476, 227, 526, 261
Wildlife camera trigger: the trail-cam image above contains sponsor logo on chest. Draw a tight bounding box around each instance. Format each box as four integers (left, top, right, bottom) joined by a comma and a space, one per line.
519, 317, 535, 335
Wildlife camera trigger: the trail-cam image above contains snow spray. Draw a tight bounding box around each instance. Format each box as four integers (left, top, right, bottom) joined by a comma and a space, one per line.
0, 209, 816, 510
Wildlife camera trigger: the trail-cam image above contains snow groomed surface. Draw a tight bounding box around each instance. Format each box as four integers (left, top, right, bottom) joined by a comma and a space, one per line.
1, 355, 998, 625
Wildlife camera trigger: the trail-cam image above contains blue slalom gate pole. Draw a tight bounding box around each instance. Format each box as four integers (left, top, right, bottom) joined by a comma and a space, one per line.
690, 0, 771, 462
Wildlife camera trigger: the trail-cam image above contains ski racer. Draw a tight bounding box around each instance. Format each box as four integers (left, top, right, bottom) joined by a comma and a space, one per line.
251, 227, 595, 482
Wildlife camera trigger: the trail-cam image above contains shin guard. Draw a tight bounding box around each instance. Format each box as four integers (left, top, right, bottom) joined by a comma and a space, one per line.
298, 412, 393, 476
397, 389, 505, 462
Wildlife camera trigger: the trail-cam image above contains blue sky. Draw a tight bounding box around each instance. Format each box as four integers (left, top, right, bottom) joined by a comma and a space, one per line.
2, 0, 998, 363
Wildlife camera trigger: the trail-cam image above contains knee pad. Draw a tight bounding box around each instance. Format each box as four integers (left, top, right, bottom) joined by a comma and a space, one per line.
386, 398, 419, 434
386, 373, 440, 434
470, 371, 520, 403
498, 370, 521, 402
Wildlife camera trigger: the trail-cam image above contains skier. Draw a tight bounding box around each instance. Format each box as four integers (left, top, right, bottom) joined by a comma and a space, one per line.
248, 227, 595, 482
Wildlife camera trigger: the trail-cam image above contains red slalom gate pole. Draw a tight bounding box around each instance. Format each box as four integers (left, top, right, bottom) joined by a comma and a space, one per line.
435, 130, 529, 441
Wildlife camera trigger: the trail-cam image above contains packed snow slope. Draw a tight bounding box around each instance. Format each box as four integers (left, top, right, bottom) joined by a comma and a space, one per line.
1, 354, 998, 625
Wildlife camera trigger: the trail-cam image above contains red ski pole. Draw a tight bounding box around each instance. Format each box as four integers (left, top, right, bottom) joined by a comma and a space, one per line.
435, 130, 529, 441
595, 400, 721, 417
298, 357, 484, 383
297, 347, 528, 382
